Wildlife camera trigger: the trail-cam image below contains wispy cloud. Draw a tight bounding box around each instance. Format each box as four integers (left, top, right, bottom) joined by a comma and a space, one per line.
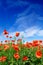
8, 1, 43, 32
8, 3, 43, 39
37, 30, 43, 36
8, 26, 43, 39
24, 26, 39, 37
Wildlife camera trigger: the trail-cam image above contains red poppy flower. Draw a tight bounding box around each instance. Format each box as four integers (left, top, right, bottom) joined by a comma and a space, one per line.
0, 56, 7, 62
2, 56, 7, 62
4, 44, 9, 51
12, 44, 15, 47
32, 40, 39, 47
25, 42, 32, 48
39, 40, 42, 44
5, 40, 8, 43
13, 44, 19, 51
33, 40, 38, 43
9, 36, 12, 38
11, 40, 15, 42
32, 43, 39, 47
3, 30, 9, 35
36, 50, 42, 58
0, 44, 2, 46
6, 35, 9, 38
14, 53, 20, 60
15, 32, 20, 37
22, 56, 28, 61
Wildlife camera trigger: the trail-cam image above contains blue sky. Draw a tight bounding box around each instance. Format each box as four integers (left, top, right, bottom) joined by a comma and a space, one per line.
0, 0, 43, 42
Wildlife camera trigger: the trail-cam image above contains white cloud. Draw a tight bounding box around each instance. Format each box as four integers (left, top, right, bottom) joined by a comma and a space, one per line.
37, 30, 43, 36
8, 26, 39, 38
25, 27, 39, 37
0, 34, 6, 42
8, 3, 43, 32
14, 12, 38, 31
8, 26, 43, 38
6, 3, 43, 41
19, 26, 40, 37
9, 32, 15, 37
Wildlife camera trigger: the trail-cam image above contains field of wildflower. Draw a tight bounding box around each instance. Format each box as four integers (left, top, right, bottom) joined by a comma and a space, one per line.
0, 30, 43, 65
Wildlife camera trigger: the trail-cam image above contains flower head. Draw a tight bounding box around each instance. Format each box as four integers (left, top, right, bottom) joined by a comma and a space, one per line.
22, 56, 28, 61
3, 29, 9, 35
15, 32, 20, 37
32, 40, 39, 47
9, 36, 12, 38
6, 35, 9, 38
36, 50, 42, 58
25, 42, 32, 48
4, 44, 9, 51
0, 56, 7, 62
13, 44, 19, 51
14, 53, 20, 60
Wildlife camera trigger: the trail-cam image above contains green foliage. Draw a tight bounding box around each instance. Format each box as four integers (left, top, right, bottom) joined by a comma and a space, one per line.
0, 43, 43, 65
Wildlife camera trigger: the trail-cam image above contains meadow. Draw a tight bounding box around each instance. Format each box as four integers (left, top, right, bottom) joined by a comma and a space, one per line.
0, 30, 43, 65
